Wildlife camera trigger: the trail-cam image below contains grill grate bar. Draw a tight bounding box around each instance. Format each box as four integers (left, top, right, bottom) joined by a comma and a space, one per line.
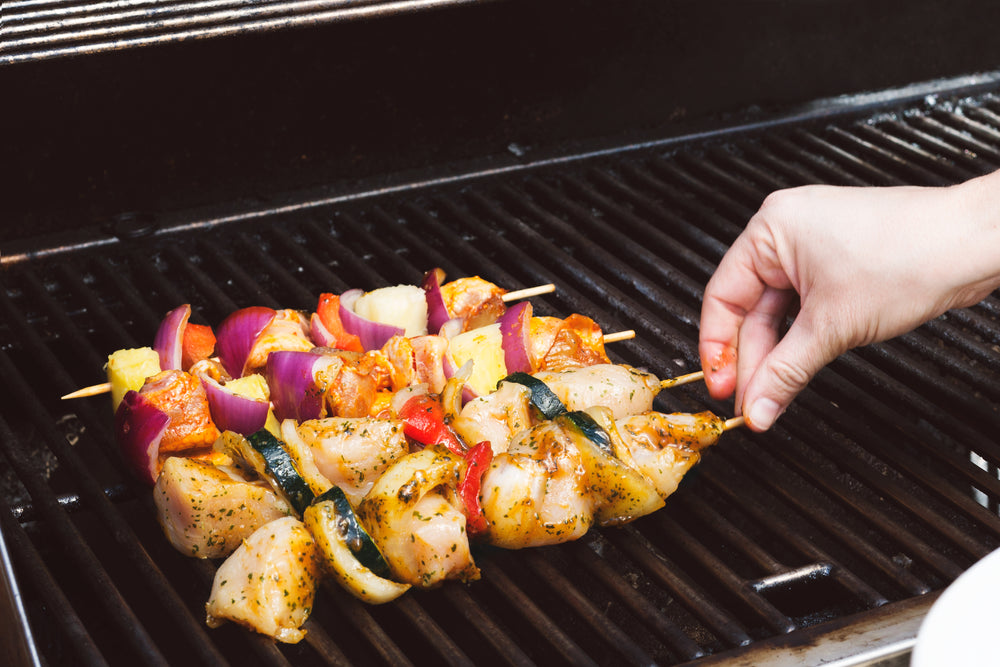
0, 0, 488, 65
699, 458, 891, 604
0, 373, 171, 667
569, 540, 707, 662
652, 512, 796, 634
479, 562, 600, 667
0, 489, 106, 666
606, 526, 753, 648
524, 551, 659, 666
438, 584, 537, 667
843, 124, 973, 183
795, 383, 1000, 557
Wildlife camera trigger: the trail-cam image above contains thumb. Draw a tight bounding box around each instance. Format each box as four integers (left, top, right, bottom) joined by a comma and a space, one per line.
740, 314, 838, 431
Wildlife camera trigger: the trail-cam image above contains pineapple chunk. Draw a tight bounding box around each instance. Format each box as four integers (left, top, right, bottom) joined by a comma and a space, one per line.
224, 374, 282, 439
447, 323, 507, 396
353, 285, 428, 337
106, 347, 161, 412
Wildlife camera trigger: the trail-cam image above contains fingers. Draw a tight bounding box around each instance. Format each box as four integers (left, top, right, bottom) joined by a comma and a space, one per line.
698, 235, 770, 400
734, 286, 795, 415
740, 311, 836, 431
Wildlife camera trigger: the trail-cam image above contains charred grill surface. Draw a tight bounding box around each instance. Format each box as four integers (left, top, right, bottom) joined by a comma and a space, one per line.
3, 84, 1000, 665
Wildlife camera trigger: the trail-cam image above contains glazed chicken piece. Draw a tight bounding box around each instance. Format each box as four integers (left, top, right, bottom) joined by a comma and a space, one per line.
440, 276, 506, 331
358, 448, 479, 587
533, 363, 661, 419
287, 416, 409, 505
479, 420, 596, 549
614, 411, 721, 498
205, 516, 322, 644
451, 380, 534, 455
244, 309, 314, 375
528, 314, 611, 372
153, 456, 292, 559
138, 369, 219, 453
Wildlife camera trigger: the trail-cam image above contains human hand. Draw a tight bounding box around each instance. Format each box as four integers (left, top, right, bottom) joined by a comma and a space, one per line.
699, 173, 1000, 431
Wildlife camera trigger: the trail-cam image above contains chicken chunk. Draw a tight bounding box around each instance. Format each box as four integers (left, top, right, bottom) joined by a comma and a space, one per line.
154, 456, 292, 559
205, 517, 322, 644
533, 364, 660, 418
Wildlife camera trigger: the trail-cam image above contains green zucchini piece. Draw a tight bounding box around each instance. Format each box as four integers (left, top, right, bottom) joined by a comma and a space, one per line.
560, 410, 614, 457
303, 498, 410, 604
216, 430, 314, 515
312, 486, 391, 578
501, 372, 567, 419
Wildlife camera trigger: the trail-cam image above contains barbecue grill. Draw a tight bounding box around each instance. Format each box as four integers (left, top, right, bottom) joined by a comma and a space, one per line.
4, 1, 1000, 665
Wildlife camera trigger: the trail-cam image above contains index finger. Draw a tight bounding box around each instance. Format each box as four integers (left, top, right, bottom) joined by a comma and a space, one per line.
699, 234, 770, 399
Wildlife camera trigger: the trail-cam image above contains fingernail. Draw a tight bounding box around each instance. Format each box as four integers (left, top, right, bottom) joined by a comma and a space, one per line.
747, 399, 781, 430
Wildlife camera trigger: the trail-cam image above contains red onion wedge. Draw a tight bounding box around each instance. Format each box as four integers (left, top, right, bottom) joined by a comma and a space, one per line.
498, 301, 533, 374
338, 289, 404, 351
421, 268, 451, 335
215, 306, 276, 378
266, 350, 341, 422
309, 313, 336, 348
202, 377, 270, 436
115, 389, 170, 485
153, 304, 191, 371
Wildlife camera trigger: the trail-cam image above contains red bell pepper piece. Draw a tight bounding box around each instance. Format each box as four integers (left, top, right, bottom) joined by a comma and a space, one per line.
316, 293, 364, 353
459, 441, 493, 538
397, 393, 466, 456
181, 323, 216, 371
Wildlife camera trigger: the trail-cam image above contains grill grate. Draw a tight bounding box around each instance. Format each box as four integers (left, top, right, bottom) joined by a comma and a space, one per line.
4, 84, 1000, 665
0, 0, 491, 65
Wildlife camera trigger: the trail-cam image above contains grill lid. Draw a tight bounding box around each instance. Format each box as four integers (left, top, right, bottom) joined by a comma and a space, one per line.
3, 77, 1000, 666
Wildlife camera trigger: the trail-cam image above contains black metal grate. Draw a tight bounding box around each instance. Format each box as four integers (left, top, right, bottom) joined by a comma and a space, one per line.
0, 0, 492, 65
3, 84, 1000, 665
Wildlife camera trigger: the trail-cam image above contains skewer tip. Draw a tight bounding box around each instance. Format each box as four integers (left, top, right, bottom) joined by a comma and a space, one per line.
722, 415, 746, 431
501, 284, 556, 302
660, 370, 705, 389
61, 382, 111, 400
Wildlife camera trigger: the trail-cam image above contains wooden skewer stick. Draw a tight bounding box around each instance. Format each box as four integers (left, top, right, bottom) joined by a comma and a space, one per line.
723, 415, 746, 431
660, 370, 705, 389
62, 327, 637, 400
501, 284, 555, 302
61, 382, 112, 400
602, 329, 635, 344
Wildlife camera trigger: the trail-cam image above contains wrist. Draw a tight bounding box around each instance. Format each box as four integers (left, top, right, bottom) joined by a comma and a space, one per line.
940, 171, 1000, 308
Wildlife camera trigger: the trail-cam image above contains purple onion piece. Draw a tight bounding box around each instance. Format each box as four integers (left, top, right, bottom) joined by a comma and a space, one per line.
215, 306, 276, 378
202, 378, 270, 436
338, 289, 404, 351
309, 312, 336, 347
266, 350, 328, 422
498, 301, 533, 374
421, 268, 451, 335
442, 356, 479, 403
115, 390, 170, 485
153, 304, 191, 371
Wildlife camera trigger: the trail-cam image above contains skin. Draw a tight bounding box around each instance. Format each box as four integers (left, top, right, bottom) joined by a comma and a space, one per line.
699, 170, 1000, 431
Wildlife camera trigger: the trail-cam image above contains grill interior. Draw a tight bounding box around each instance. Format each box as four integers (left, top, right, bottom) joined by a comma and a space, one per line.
4, 77, 1000, 666
0, 0, 489, 65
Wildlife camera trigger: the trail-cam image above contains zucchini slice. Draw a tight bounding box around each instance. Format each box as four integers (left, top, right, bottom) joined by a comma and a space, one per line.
555, 412, 664, 526
216, 430, 315, 515
304, 487, 410, 604
501, 372, 567, 419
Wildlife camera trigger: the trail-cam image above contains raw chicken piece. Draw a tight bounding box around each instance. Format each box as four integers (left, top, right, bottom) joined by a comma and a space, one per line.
205, 516, 322, 644
533, 364, 660, 418
154, 456, 292, 558
615, 411, 721, 498
358, 448, 479, 587
451, 380, 534, 455
290, 417, 409, 506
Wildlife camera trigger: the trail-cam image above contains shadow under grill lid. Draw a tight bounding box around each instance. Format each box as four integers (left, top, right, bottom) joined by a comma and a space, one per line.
2, 79, 1000, 666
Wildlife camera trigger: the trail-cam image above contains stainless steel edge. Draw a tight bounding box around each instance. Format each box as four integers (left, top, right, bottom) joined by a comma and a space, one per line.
681, 593, 938, 667
0, 520, 41, 667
